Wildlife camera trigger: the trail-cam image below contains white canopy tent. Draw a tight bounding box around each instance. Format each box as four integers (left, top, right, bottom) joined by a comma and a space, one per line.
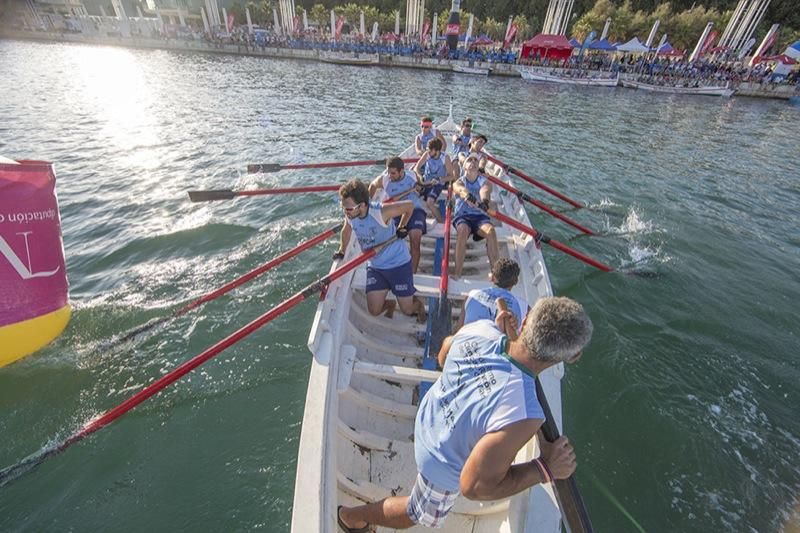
615, 37, 650, 53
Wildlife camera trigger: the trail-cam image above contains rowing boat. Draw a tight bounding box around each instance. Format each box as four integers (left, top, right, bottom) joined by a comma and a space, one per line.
620, 78, 734, 97
291, 107, 566, 532
518, 67, 620, 87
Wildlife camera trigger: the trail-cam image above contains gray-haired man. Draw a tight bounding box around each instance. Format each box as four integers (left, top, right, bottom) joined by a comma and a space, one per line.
337, 296, 593, 531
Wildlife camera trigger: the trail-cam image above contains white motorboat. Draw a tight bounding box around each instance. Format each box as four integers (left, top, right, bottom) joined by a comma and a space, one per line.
518, 67, 620, 87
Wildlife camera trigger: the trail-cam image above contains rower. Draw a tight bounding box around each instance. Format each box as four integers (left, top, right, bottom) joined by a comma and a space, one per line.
457, 133, 489, 174
451, 118, 473, 159
412, 138, 456, 224
456, 257, 529, 334
451, 154, 498, 279
369, 157, 427, 273
334, 179, 427, 322
414, 116, 447, 156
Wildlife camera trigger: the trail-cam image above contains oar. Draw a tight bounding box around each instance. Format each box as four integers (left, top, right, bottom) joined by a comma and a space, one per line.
188, 185, 341, 202
482, 206, 613, 273
535, 378, 595, 533
431, 187, 454, 347
111, 224, 343, 344
496, 299, 593, 532
485, 154, 585, 209
0, 237, 393, 489
484, 174, 594, 235
247, 158, 418, 174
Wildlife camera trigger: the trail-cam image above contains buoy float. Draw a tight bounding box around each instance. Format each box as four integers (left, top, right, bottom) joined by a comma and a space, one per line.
0, 158, 71, 368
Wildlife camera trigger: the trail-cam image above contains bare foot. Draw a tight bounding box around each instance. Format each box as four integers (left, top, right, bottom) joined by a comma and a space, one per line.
338, 506, 369, 532
383, 300, 397, 319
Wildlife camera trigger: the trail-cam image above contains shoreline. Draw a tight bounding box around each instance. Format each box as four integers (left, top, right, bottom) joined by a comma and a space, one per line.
2, 29, 797, 101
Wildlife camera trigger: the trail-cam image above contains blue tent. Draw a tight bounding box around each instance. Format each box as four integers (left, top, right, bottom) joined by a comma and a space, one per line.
569, 38, 581, 47
588, 38, 616, 51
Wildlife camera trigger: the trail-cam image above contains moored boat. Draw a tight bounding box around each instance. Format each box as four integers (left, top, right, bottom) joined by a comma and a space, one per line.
319, 51, 380, 66
518, 67, 620, 87
452, 64, 491, 75
291, 108, 567, 532
620, 78, 734, 97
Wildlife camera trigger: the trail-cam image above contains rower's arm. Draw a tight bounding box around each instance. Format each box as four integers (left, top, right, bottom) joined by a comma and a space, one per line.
413, 152, 429, 181
415, 137, 424, 156
337, 222, 352, 255
436, 130, 448, 151
436, 335, 455, 368
368, 174, 383, 199
381, 200, 413, 228
452, 179, 468, 199
444, 155, 457, 183
459, 418, 545, 501
479, 180, 493, 203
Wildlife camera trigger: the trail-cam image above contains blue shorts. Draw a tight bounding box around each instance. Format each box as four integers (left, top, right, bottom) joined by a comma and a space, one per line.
453, 214, 491, 242
366, 261, 416, 297
422, 182, 446, 202
394, 208, 427, 235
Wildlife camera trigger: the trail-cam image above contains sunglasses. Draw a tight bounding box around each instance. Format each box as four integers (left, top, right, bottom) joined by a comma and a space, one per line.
421, 125, 431, 129
342, 202, 362, 212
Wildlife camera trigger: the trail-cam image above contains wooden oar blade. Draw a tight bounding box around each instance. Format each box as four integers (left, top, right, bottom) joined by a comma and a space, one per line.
247, 163, 283, 174
188, 190, 237, 202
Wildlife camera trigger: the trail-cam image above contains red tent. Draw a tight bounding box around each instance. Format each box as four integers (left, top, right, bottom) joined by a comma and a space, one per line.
520, 34, 574, 60
380, 32, 399, 41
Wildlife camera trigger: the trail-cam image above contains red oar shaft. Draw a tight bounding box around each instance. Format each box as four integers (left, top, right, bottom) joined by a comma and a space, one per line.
176, 224, 343, 315
440, 188, 453, 295
248, 158, 418, 173
485, 155, 585, 209
485, 175, 594, 235
61, 246, 378, 448
238, 185, 341, 196
489, 210, 613, 273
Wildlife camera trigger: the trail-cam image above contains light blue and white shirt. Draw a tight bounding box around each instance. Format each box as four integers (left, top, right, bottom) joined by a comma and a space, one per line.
381, 169, 425, 211
453, 175, 487, 218
348, 201, 410, 270
463, 287, 528, 334
414, 320, 544, 492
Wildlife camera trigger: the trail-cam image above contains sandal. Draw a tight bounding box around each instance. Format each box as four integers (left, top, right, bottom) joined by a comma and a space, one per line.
337, 506, 371, 533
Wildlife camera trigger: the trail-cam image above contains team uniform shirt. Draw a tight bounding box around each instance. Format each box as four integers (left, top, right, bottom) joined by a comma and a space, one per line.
453, 175, 487, 218
348, 201, 410, 270
421, 153, 448, 201
416, 128, 439, 151
414, 320, 545, 492
463, 287, 527, 334
381, 169, 425, 211
453, 133, 472, 157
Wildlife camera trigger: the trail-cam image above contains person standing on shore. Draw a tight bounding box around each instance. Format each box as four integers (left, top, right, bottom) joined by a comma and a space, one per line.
334, 179, 427, 322
415, 116, 447, 156
451, 154, 498, 279
413, 138, 456, 224
337, 296, 593, 532
369, 157, 428, 273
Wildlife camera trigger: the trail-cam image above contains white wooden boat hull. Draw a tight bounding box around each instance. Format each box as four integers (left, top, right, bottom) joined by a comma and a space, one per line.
320, 52, 379, 66
621, 79, 734, 97
453, 64, 491, 75
518, 68, 619, 87
291, 111, 565, 532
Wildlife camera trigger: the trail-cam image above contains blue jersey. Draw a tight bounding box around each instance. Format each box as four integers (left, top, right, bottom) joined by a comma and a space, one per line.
453, 133, 471, 156
422, 153, 447, 183
415, 320, 544, 491
454, 175, 487, 218
382, 169, 424, 211
416, 128, 437, 151
463, 287, 527, 334
348, 201, 410, 270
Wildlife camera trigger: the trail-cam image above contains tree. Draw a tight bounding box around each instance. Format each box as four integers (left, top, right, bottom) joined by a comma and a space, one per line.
309, 3, 327, 27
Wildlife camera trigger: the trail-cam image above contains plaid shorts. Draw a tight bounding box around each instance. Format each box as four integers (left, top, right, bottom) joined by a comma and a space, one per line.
406, 473, 459, 528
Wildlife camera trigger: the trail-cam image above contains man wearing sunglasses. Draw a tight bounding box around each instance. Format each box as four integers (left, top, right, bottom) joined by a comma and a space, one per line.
334, 179, 427, 323
414, 116, 447, 156
452, 118, 473, 159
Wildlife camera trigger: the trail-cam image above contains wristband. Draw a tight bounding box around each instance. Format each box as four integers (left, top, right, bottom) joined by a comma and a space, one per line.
532, 458, 552, 484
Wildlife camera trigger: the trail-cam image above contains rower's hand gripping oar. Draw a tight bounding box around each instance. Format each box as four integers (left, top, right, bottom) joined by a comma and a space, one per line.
110, 224, 343, 345
0, 236, 396, 489
188, 185, 341, 202
485, 154, 585, 209
247, 158, 418, 174
484, 174, 595, 236
497, 299, 594, 533
470, 199, 613, 273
